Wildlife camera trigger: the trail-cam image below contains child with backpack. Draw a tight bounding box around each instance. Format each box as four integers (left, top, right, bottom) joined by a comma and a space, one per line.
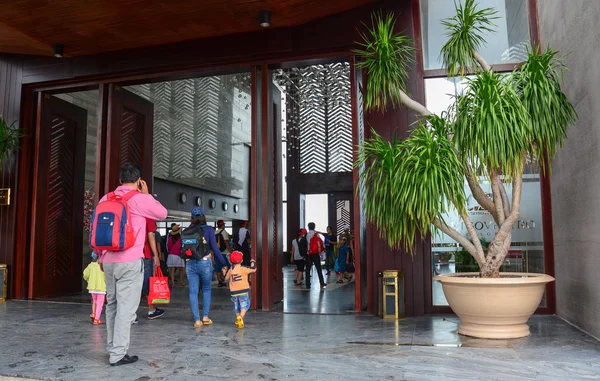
83, 251, 107, 325
222, 251, 257, 328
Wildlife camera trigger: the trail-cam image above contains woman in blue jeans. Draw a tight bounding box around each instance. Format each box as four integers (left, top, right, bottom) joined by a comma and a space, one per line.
183, 207, 227, 328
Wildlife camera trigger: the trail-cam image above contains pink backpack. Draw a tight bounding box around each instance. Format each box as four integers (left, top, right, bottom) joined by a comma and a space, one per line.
89, 190, 139, 251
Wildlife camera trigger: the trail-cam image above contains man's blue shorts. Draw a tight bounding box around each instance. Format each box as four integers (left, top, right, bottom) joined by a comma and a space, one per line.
231, 293, 251, 313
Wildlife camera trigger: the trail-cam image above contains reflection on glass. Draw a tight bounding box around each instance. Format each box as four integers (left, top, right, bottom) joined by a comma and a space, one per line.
425, 78, 545, 307
126, 73, 252, 199
420, 0, 530, 70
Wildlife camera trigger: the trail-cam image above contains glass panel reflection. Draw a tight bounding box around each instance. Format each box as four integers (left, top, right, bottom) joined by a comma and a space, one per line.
420, 0, 530, 70
126, 73, 252, 199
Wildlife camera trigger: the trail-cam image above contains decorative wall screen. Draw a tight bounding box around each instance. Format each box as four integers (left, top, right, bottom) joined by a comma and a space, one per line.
126, 73, 252, 198
336, 200, 352, 237
274, 63, 353, 174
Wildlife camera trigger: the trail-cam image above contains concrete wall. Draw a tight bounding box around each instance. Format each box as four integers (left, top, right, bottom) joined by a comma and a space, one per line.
538, 0, 600, 339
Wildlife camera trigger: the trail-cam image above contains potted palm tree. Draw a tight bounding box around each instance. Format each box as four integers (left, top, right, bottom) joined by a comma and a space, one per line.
356, 0, 576, 338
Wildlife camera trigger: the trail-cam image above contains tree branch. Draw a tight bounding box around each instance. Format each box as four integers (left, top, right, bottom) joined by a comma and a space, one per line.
495, 166, 523, 244
490, 170, 505, 226
473, 50, 491, 72
499, 180, 510, 218
460, 212, 486, 265
399, 90, 432, 117
464, 163, 496, 216
433, 218, 484, 266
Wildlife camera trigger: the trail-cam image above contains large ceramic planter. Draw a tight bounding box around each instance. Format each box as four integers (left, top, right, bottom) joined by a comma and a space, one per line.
434, 272, 555, 339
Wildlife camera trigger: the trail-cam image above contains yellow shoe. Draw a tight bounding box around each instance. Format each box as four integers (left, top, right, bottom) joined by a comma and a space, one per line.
236, 317, 245, 329
194, 321, 203, 328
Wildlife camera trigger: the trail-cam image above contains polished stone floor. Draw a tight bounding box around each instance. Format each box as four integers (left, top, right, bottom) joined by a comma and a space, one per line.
38, 265, 357, 315
1, 300, 599, 381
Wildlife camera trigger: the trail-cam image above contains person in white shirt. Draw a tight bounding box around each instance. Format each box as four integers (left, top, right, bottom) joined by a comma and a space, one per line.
291, 228, 308, 285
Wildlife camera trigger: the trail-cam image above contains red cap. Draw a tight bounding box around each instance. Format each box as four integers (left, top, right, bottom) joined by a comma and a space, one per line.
300, 228, 307, 235
241, 221, 249, 227
230, 251, 243, 264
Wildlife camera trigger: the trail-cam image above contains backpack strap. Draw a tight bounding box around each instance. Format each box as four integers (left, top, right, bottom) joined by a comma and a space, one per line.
121, 190, 140, 201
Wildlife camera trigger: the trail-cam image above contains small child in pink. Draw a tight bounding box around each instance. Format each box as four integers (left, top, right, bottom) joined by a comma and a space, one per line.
83, 252, 107, 325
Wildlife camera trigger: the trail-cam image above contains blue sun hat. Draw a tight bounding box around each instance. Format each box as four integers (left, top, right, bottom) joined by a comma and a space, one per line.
91, 252, 98, 260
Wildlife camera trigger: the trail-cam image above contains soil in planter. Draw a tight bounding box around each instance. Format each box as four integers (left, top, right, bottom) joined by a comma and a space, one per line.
450, 274, 537, 279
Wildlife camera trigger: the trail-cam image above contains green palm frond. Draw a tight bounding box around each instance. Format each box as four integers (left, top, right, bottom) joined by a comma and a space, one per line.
453, 71, 531, 178
513, 47, 578, 172
0, 117, 24, 169
357, 116, 466, 252
354, 12, 415, 112
441, 0, 498, 76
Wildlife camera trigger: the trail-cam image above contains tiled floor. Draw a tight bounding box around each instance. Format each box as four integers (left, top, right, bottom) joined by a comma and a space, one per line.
39, 265, 358, 315
1, 300, 599, 381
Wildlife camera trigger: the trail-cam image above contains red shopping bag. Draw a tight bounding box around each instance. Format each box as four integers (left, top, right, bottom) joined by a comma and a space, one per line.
148, 266, 170, 305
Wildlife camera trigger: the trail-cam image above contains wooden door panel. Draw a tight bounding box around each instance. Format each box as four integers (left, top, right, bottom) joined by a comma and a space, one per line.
30, 94, 87, 298
106, 85, 154, 193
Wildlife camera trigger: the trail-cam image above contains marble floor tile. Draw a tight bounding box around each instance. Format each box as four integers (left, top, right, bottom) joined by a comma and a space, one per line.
0, 300, 599, 381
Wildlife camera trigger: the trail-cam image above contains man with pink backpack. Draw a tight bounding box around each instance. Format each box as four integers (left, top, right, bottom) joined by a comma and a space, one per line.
90, 164, 168, 366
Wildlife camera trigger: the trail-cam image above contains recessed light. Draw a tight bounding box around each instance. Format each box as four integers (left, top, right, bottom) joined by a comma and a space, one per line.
259, 10, 271, 27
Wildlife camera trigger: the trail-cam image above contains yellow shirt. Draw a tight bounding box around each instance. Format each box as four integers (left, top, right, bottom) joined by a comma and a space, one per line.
224, 261, 257, 296
83, 262, 107, 293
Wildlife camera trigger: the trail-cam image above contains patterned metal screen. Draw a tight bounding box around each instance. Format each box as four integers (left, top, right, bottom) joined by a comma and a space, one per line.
274, 63, 353, 174
336, 199, 352, 237
126, 73, 252, 198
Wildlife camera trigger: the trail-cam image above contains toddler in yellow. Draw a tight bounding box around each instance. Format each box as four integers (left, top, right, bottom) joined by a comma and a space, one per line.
83, 252, 107, 325
222, 251, 256, 328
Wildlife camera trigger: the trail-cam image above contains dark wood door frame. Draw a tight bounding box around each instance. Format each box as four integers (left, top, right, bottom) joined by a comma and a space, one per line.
28, 94, 87, 298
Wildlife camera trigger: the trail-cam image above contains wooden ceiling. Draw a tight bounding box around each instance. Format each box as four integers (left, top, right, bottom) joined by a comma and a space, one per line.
0, 0, 377, 57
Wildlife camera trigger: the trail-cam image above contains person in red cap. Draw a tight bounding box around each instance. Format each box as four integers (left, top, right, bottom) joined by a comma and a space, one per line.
222, 251, 256, 328
291, 228, 308, 285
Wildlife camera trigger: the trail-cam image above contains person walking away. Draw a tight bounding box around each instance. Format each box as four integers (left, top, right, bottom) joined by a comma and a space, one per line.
291, 228, 307, 285
233, 221, 251, 266
181, 207, 228, 328
222, 251, 257, 328
305, 222, 326, 289
324, 226, 337, 276
167, 224, 186, 287
94, 163, 168, 366
215, 220, 233, 287
154, 230, 169, 278
83, 251, 106, 325
141, 218, 165, 320
336, 236, 350, 283
340, 225, 354, 280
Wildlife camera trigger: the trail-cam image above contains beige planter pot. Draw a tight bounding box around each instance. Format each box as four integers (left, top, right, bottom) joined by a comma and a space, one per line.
434, 272, 555, 339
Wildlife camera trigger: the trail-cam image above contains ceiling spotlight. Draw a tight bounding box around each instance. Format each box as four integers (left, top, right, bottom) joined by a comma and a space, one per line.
53, 43, 64, 58
259, 10, 271, 28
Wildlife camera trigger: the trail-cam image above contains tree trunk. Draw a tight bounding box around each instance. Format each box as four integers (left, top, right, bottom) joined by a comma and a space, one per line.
480, 242, 506, 278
